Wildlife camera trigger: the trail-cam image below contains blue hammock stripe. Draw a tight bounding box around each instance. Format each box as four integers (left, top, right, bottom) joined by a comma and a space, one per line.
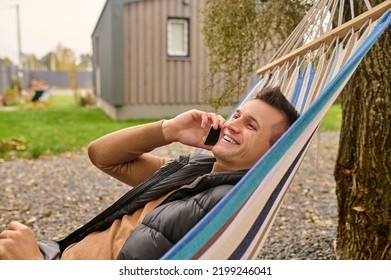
300, 62, 316, 112
291, 67, 306, 108
161, 9, 391, 260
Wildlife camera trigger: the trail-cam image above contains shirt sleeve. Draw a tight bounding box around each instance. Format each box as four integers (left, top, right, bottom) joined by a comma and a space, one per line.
87, 120, 173, 186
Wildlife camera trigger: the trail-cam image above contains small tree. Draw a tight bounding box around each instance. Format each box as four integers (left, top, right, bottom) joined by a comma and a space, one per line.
78, 53, 92, 71
54, 43, 77, 71
201, 0, 309, 109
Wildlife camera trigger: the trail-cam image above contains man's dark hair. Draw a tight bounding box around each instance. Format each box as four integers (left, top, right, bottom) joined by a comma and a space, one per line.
254, 86, 299, 145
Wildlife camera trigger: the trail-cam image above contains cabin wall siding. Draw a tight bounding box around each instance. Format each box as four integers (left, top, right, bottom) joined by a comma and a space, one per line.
123, 0, 208, 107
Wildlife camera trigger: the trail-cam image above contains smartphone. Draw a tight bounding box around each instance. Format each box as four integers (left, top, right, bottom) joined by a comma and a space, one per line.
203, 126, 221, 146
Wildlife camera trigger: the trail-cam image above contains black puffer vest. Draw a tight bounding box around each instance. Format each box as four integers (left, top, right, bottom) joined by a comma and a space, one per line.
57, 153, 247, 259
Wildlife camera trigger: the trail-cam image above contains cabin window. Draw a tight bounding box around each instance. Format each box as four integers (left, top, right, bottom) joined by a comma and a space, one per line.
167, 18, 189, 57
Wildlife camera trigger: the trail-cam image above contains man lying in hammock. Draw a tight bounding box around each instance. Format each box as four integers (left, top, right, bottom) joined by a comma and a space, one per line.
0, 87, 299, 260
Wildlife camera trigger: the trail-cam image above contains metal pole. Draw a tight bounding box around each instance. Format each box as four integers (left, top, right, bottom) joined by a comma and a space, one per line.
16, 4, 22, 69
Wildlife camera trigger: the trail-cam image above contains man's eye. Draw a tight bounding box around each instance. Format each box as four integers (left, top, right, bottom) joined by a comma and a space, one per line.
247, 123, 255, 129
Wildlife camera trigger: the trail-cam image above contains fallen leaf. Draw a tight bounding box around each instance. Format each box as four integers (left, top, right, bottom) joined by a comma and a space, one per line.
352, 206, 365, 212
25, 217, 37, 224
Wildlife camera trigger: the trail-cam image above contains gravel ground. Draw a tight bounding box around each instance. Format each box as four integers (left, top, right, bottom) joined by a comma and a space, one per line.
258, 132, 339, 260
0, 132, 339, 259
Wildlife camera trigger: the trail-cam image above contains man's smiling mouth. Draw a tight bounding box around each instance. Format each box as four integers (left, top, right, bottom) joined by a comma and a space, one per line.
223, 135, 238, 145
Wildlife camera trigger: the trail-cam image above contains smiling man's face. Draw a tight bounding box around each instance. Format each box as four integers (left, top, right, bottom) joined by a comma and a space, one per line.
211, 99, 287, 171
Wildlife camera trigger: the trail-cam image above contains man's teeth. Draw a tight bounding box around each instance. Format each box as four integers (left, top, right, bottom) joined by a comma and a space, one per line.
224, 135, 237, 144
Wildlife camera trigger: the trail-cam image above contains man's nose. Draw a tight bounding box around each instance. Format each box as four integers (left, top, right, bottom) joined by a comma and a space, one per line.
225, 118, 241, 133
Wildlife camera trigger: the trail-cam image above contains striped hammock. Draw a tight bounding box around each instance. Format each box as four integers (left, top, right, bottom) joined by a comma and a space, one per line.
162, 0, 391, 260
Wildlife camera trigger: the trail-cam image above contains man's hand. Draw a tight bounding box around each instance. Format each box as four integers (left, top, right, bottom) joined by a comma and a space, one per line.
162, 109, 225, 150
0, 221, 43, 260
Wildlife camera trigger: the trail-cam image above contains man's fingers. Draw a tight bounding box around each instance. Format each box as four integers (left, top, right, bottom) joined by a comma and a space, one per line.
204, 112, 225, 130
0, 222, 43, 260
1, 222, 34, 240
200, 112, 209, 128
0, 230, 9, 239
217, 115, 226, 129
7, 221, 24, 231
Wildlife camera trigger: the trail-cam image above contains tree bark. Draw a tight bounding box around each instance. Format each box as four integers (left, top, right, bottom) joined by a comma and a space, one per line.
334, 9, 391, 259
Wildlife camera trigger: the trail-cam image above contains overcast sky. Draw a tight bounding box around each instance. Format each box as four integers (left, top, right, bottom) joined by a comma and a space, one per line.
0, 0, 107, 64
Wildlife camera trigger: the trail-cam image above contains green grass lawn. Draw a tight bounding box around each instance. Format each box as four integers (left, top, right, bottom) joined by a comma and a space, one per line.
0, 95, 341, 159
0, 95, 156, 159
320, 102, 342, 131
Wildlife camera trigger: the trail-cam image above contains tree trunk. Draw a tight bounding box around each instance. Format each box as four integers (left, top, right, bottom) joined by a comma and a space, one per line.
334, 9, 391, 259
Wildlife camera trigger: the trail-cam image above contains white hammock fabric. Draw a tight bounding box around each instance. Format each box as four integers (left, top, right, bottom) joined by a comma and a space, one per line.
162, 0, 391, 260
